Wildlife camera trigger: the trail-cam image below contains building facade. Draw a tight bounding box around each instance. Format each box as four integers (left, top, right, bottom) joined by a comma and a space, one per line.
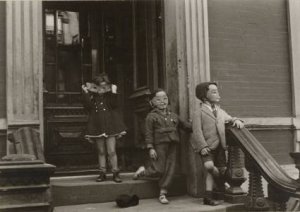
0, 0, 300, 196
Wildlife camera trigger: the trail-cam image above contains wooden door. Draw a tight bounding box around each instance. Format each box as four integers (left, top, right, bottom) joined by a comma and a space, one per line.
129, 0, 164, 149
42, 1, 164, 173
43, 2, 96, 173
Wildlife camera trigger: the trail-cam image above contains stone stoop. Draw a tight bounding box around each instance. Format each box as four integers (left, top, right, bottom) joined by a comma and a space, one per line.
51, 173, 187, 207
0, 161, 55, 212
53, 195, 245, 212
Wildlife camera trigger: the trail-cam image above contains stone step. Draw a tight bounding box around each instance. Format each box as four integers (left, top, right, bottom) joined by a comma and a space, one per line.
0, 203, 51, 212
53, 195, 245, 212
51, 173, 186, 206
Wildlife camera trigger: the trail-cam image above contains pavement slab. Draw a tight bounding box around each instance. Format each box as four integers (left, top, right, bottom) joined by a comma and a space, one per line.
54, 195, 244, 212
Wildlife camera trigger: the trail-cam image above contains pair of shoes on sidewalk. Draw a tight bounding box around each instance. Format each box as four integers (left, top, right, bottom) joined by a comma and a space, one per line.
96, 172, 122, 183
133, 166, 145, 180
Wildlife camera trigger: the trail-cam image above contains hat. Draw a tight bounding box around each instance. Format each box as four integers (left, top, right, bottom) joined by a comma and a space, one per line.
115, 194, 139, 208
195, 82, 217, 101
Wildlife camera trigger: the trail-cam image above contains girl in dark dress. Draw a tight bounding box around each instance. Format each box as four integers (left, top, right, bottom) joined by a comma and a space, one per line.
82, 73, 126, 183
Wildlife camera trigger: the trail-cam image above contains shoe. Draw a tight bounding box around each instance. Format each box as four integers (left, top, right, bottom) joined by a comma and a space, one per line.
96, 172, 106, 182
158, 194, 169, 204
203, 197, 222, 206
133, 166, 145, 180
113, 171, 122, 183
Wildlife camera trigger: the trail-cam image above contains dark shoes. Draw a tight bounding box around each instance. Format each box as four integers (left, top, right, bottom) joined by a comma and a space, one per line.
203, 197, 223, 206
113, 172, 122, 183
96, 171, 122, 183
96, 172, 106, 182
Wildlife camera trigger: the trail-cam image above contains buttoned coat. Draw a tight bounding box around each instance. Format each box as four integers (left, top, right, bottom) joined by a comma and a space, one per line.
82, 91, 126, 136
191, 103, 238, 152
145, 108, 192, 149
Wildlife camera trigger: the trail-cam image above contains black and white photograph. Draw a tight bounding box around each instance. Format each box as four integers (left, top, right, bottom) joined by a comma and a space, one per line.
1, 0, 300, 211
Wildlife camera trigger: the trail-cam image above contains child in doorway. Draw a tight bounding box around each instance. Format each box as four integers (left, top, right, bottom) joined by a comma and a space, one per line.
133, 89, 192, 204
191, 82, 244, 205
82, 73, 126, 183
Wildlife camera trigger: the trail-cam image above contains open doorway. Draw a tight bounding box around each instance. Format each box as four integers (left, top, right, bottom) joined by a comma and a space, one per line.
43, 1, 164, 174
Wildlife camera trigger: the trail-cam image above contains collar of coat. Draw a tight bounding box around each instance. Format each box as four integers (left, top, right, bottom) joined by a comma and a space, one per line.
151, 108, 172, 117
200, 102, 219, 120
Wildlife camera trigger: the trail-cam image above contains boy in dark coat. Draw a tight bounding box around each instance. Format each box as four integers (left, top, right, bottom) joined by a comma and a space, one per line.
133, 89, 191, 204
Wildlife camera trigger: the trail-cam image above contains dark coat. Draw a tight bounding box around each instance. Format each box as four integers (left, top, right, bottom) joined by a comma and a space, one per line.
145, 108, 191, 149
83, 92, 126, 136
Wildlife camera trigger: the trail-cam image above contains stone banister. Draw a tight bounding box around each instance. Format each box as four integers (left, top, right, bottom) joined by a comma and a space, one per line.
225, 126, 300, 211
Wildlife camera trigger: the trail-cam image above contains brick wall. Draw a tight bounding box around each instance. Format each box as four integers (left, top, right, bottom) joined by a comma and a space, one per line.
208, 0, 292, 117
251, 129, 293, 164
0, 2, 5, 119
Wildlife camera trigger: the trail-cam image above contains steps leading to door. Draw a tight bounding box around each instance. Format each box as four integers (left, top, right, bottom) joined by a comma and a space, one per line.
51, 173, 186, 206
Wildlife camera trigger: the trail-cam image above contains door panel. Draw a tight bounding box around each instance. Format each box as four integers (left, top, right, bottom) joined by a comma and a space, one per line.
43, 2, 96, 173
130, 0, 164, 148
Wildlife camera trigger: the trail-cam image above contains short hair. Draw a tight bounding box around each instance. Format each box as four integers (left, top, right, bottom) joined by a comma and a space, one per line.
92, 73, 110, 85
195, 82, 218, 101
149, 88, 168, 100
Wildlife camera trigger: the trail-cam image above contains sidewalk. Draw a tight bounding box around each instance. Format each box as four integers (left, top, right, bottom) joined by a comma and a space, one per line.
54, 196, 244, 212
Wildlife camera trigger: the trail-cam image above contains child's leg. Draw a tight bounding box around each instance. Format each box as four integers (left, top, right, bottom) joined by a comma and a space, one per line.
156, 143, 176, 205
204, 160, 220, 179
106, 136, 118, 172
203, 160, 222, 205
213, 146, 227, 191
95, 138, 106, 172
159, 143, 177, 192
144, 144, 168, 177
158, 142, 176, 205
106, 136, 122, 183
134, 144, 168, 180
206, 172, 214, 191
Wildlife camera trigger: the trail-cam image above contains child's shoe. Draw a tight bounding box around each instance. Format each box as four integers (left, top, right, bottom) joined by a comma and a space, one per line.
113, 171, 122, 183
96, 171, 106, 182
133, 166, 145, 180
204, 191, 223, 206
158, 194, 169, 204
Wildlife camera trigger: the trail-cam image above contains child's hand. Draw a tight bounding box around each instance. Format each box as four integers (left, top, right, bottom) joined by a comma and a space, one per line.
200, 147, 210, 156
232, 120, 244, 129
81, 84, 89, 93
111, 84, 117, 94
149, 148, 157, 160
